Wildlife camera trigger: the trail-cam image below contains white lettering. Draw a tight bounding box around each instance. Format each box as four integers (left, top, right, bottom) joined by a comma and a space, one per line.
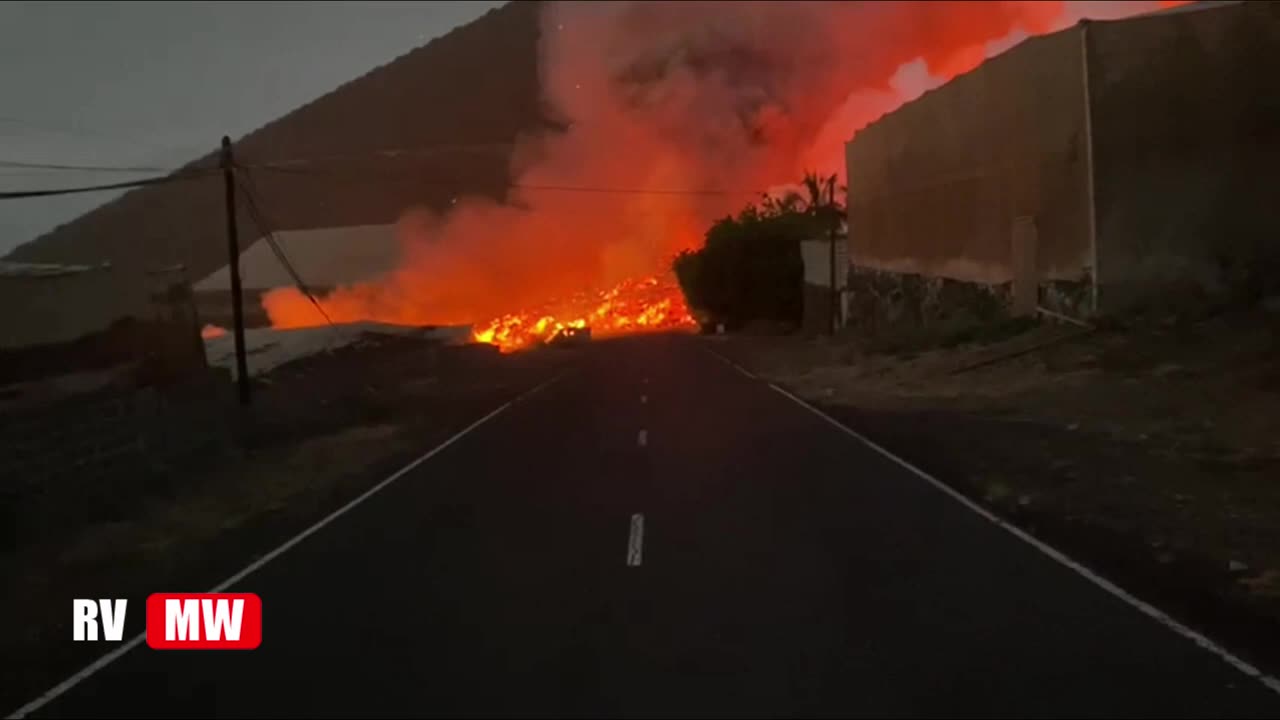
201, 598, 244, 642
97, 599, 126, 638
166, 598, 200, 641
98, 599, 127, 641
72, 599, 97, 641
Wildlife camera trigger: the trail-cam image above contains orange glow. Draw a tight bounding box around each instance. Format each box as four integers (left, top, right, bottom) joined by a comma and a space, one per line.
201, 324, 227, 340
259, 1, 1176, 348
472, 274, 695, 352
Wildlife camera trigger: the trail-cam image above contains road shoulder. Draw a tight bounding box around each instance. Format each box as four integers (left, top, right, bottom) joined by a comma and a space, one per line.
705, 314, 1280, 681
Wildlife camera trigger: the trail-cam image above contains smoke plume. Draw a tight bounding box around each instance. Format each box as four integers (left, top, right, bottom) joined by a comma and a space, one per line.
264, 0, 1181, 333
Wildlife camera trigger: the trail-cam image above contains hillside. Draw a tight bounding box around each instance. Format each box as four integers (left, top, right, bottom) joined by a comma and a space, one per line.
4, 1, 548, 305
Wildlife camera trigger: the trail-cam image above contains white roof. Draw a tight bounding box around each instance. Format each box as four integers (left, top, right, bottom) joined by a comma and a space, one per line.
0, 260, 106, 278
203, 323, 472, 380
194, 224, 400, 291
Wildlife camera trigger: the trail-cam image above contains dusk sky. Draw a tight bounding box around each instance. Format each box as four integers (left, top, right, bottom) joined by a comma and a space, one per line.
0, 1, 500, 254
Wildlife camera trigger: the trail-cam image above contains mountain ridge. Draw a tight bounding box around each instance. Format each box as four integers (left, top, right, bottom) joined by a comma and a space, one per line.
4, 1, 550, 299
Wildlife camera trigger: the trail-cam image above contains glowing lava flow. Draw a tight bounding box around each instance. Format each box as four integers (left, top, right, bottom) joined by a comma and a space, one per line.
472, 274, 696, 352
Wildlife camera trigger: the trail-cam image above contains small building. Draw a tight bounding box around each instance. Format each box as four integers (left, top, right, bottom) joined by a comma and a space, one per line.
193, 224, 401, 327
844, 0, 1280, 327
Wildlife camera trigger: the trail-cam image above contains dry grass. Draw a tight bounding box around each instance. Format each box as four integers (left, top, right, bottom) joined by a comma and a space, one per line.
56, 424, 403, 568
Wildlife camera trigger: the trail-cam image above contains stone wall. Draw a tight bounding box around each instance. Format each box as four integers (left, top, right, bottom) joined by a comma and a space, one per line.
844, 265, 1010, 334
843, 262, 1097, 334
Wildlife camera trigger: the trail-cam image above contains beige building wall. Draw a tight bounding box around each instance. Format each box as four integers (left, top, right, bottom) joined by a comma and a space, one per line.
0, 265, 149, 349
1087, 1, 1280, 307
845, 25, 1093, 288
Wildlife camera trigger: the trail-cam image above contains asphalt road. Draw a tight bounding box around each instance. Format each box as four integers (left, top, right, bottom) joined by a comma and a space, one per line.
21, 334, 1280, 717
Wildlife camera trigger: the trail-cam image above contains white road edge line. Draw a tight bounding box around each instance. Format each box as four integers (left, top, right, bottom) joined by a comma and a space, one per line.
768, 381, 1280, 697
627, 513, 645, 567
637, 429, 648, 447
7, 371, 569, 720
701, 345, 756, 378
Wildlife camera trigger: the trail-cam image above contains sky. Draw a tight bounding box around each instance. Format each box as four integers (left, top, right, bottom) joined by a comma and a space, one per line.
0, 0, 501, 255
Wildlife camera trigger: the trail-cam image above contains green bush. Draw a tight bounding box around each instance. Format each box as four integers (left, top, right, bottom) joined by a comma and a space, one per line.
675, 173, 840, 331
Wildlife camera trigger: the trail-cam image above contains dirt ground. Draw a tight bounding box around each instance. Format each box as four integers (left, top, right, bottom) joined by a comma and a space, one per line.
0, 334, 571, 712
712, 307, 1280, 673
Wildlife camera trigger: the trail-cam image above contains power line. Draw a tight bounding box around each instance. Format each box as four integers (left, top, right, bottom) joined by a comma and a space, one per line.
0, 141, 765, 199
254, 163, 761, 197
238, 173, 332, 325
517, 181, 759, 197
4, 143, 761, 197
0, 142, 508, 175
235, 168, 333, 326
251, 143, 763, 196
256, 142, 517, 168
0, 159, 181, 173
0, 169, 215, 199
0, 163, 756, 201
0, 116, 117, 140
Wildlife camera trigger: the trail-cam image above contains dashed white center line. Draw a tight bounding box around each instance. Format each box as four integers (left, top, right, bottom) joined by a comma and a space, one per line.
640, 394, 647, 404
627, 513, 645, 566
637, 429, 648, 447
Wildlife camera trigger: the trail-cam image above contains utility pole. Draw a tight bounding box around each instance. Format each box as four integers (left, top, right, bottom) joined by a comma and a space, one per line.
828, 175, 839, 335
221, 136, 251, 405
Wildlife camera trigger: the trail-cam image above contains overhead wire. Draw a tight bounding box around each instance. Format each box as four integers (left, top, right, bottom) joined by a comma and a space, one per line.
3, 142, 764, 198
254, 141, 517, 168
0, 141, 507, 175
0, 115, 122, 140
234, 166, 333, 326
252, 162, 762, 197
0, 169, 216, 199
0, 159, 182, 173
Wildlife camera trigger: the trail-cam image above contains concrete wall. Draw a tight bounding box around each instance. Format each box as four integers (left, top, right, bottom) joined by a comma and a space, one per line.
0, 267, 149, 349
799, 237, 848, 288
799, 238, 849, 334
846, 26, 1092, 288
1088, 2, 1280, 308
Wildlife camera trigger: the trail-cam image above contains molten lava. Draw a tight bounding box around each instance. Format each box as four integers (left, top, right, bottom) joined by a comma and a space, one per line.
473, 274, 695, 352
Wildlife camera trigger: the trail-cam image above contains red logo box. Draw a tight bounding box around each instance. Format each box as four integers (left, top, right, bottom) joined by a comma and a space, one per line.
146, 593, 262, 650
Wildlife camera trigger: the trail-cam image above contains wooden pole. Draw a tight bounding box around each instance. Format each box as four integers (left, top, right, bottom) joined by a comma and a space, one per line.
221, 136, 251, 405
828, 176, 839, 335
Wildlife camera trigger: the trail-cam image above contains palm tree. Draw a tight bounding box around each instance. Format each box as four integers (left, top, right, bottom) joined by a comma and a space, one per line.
799, 170, 845, 222
761, 190, 804, 218
801, 171, 826, 214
